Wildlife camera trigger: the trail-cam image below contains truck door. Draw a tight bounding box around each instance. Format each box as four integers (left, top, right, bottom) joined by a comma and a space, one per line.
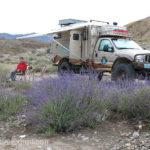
94, 39, 116, 70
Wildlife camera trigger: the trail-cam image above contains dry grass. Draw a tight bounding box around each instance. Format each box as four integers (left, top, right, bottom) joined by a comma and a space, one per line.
0, 38, 49, 54
0, 38, 57, 74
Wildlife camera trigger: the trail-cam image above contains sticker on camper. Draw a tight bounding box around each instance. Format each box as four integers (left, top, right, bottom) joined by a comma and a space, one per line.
101, 56, 107, 64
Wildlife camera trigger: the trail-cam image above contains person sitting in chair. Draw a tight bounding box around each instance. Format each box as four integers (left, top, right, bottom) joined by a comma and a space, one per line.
9, 57, 27, 81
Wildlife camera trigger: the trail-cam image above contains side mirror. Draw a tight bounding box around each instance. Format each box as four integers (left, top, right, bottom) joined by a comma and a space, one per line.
111, 47, 114, 52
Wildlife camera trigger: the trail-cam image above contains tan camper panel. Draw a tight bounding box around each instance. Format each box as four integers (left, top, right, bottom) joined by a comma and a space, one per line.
51, 31, 70, 57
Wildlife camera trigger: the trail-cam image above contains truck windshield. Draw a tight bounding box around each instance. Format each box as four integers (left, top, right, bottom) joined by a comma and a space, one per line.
112, 39, 142, 50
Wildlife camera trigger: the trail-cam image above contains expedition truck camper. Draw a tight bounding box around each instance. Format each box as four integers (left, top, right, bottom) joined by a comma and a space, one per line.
51, 19, 150, 80
18, 19, 150, 81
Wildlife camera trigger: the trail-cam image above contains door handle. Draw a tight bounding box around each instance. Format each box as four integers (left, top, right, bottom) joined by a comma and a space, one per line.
95, 53, 98, 57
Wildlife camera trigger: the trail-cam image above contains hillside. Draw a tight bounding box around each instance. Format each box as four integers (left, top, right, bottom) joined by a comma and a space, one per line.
0, 38, 49, 54
126, 16, 150, 41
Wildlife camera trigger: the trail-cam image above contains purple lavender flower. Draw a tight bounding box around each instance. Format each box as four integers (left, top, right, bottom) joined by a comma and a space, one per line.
23, 72, 150, 133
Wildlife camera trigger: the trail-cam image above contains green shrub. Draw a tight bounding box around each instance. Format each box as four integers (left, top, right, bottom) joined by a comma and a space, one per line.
0, 91, 25, 120
8, 81, 32, 90
46, 48, 51, 54
36, 52, 45, 56
5, 58, 11, 61
0, 66, 9, 83
29, 57, 34, 61
116, 87, 150, 119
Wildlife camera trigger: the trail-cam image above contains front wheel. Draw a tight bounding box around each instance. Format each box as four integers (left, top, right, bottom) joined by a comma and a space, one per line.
97, 71, 103, 81
111, 63, 135, 81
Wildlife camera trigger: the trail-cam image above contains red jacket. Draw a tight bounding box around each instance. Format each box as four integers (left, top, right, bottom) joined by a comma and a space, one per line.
16, 61, 27, 73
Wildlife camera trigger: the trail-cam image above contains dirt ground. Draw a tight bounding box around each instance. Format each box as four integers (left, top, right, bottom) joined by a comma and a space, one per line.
0, 117, 150, 150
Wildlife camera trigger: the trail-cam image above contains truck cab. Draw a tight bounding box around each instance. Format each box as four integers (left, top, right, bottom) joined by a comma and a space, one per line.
93, 37, 150, 80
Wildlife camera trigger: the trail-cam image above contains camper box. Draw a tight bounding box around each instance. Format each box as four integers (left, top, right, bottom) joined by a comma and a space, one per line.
51, 19, 130, 65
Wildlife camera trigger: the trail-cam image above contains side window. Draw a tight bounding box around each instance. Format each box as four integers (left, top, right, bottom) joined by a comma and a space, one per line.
99, 39, 113, 52
73, 34, 79, 40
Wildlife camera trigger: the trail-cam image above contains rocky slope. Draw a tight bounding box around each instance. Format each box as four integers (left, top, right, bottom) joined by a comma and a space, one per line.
126, 16, 150, 41
0, 38, 49, 54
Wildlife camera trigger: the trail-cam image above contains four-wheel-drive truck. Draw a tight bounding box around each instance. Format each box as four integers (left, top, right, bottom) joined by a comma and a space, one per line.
50, 19, 150, 80
17, 19, 150, 80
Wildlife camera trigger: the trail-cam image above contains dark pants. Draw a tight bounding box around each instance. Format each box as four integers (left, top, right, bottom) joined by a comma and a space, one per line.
10, 71, 20, 80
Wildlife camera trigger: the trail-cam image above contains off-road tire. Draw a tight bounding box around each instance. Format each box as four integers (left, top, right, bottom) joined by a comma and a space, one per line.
58, 61, 71, 73
111, 63, 135, 81
97, 71, 103, 81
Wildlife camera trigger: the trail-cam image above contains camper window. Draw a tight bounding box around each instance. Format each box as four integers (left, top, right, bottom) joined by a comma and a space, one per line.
73, 34, 79, 40
54, 33, 61, 39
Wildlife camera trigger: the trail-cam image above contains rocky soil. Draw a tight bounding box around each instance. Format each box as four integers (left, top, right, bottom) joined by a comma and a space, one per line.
0, 116, 150, 150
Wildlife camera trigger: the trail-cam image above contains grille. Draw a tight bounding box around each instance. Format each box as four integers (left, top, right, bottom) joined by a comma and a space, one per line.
145, 55, 150, 63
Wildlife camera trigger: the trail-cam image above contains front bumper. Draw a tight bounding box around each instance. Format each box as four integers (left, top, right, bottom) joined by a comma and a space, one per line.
133, 62, 150, 72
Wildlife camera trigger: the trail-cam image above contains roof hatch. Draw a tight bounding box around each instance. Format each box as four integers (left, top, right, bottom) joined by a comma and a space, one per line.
59, 19, 87, 26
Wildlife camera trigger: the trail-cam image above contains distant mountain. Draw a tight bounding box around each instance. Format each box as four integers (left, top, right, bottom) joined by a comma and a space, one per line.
0, 33, 50, 43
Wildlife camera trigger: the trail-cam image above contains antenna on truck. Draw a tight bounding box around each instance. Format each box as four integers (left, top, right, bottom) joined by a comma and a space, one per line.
90, 20, 109, 24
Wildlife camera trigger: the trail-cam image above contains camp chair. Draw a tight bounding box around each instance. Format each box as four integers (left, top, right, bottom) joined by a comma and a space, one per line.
14, 64, 34, 81
14, 71, 26, 81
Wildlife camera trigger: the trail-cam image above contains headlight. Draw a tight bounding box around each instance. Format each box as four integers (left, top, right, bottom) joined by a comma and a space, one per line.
135, 55, 145, 62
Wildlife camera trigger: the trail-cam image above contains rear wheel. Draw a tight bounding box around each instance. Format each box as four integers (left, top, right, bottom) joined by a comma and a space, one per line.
111, 63, 135, 81
58, 61, 71, 73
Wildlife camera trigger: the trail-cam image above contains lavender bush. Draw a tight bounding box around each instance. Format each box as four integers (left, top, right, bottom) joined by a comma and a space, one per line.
24, 74, 107, 133
24, 73, 150, 133
8, 81, 32, 90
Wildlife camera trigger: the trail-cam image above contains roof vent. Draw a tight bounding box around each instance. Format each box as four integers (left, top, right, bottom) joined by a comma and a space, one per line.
113, 22, 118, 26
59, 19, 87, 26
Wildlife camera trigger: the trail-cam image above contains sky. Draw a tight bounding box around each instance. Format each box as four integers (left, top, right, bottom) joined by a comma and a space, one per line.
0, 0, 150, 34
